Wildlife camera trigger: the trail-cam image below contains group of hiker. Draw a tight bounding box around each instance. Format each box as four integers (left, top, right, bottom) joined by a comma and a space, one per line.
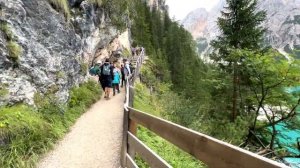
89, 58, 133, 100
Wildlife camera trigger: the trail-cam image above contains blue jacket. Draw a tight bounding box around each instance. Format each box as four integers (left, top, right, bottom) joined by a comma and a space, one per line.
112, 69, 121, 84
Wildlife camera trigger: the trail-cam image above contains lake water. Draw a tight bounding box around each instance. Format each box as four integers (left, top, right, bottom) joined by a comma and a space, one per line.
277, 87, 300, 167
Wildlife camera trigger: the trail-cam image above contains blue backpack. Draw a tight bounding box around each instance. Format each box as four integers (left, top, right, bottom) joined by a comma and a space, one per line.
102, 64, 111, 75
89, 65, 100, 76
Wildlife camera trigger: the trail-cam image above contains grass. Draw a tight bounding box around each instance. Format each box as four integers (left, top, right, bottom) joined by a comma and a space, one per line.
48, 0, 71, 20
87, 0, 104, 6
0, 80, 102, 168
133, 82, 206, 168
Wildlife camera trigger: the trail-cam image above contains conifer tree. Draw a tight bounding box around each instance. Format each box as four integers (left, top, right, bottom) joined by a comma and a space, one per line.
210, 0, 266, 121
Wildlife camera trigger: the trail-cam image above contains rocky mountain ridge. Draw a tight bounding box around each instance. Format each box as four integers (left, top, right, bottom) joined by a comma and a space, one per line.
182, 0, 300, 58
0, 0, 130, 106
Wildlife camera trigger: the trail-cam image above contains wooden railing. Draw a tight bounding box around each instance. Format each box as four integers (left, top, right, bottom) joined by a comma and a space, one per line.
120, 51, 288, 168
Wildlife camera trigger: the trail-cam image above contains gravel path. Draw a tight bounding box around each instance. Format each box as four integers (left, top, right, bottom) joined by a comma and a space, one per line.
38, 91, 125, 168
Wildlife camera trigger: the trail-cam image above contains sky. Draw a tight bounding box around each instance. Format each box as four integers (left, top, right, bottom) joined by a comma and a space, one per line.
165, 0, 219, 20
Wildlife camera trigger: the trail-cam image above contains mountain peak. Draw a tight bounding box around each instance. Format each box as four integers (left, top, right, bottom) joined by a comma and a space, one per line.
182, 0, 300, 57
181, 8, 209, 39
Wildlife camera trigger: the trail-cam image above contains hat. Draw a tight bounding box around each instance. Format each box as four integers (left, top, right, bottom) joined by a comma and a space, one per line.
96, 60, 102, 64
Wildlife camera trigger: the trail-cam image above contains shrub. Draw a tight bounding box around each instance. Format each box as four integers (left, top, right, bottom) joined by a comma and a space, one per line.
69, 80, 101, 108
7, 41, 21, 63
122, 48, 132, 58
80, 61, 88, 76
0, 22, 13, 40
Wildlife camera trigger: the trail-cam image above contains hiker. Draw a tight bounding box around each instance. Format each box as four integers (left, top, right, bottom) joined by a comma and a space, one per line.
120, 64, 125, 88
93, 61, 105, 91
129, 62, 135, 76
89, 60, 101, 76
112, 61, 121, 96
123, 59, 131, 86
100, 58, 114, 99
131, 47, 136, 56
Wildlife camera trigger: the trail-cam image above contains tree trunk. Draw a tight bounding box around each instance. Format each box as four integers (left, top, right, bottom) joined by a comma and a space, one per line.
232, 61, 238, 122
270, 124, 277, 150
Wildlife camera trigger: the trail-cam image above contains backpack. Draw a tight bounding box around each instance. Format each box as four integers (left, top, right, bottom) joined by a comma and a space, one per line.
102, 64, 111, 76
89, 65, 101, 76
89, 66, 97, 76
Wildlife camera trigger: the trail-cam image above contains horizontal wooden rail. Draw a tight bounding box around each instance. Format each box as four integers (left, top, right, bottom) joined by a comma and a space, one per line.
126, 154, 138, 168
128, 132, 171, 168
128, 107, 288, 168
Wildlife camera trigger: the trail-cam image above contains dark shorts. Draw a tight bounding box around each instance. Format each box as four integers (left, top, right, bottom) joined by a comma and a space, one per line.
102, 78, 112, 88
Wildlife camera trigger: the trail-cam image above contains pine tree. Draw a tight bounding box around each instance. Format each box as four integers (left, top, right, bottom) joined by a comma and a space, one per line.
210, 0, 266, 121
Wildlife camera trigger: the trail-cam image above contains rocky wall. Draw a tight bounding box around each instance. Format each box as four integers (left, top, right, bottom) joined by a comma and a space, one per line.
0, 0, 130, 105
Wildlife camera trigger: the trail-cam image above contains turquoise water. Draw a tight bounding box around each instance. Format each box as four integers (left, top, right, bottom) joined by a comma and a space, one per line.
284, 158, 300, 168
275, 123, 300, 155
275, 87, 300, 167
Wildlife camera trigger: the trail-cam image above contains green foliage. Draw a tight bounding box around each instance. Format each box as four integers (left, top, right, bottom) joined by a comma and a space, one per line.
0, 80, 101, 168
87, 0, 103, 6
0, 22, 13, 40
134, 83, 206, 167
0, 22, 22, 64
80, 61, 88, 76
48, 0, 71, 19
137, 127, 206, 168
7, 41, 21, 63
211, 0, 266, 63
0, 105, 52, 167
122, 48, 132, 58
69, 80, 101, 108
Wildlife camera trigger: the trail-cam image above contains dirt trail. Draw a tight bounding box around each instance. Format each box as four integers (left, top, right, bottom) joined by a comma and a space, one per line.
38, 91, 124, 168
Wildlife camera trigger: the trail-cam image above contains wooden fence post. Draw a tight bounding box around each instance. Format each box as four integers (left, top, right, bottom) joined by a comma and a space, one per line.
120, 108, 129, 167
128, 86, 137, 159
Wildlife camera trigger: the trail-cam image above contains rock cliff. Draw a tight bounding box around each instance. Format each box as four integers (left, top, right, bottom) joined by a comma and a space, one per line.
0, 0, 131, 105
182, 0, 300, 58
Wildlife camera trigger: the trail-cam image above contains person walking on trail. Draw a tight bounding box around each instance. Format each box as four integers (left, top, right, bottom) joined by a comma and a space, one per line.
122, 59, 131, 87
120, 64, 125, 88
112, 61, 121, 96
100, 58, 114, 100
129, 62, 135, 76
92, 61, 104, 91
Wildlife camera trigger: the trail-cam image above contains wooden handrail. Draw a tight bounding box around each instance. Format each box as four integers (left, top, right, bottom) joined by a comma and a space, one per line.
120, 49, 288, 168
128, 107, 288, 168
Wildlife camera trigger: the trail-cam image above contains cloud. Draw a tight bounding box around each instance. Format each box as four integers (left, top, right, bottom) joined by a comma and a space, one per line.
166, 0, 219, 20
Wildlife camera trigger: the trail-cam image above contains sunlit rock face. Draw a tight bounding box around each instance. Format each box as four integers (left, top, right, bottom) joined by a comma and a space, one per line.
0, 0, 130, 105
182, 0, 300, 58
